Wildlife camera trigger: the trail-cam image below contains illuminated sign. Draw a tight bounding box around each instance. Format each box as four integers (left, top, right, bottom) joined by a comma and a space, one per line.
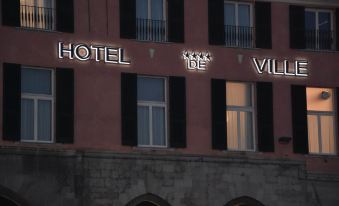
183, 51, 212, 71
58, 42, 131, 65
252, 57, 308, 77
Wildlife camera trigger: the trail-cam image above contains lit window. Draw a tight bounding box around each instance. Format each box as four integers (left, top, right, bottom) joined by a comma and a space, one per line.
20, 0, 56, 30
224, 1, 254, 48
137, 76, 167, 147
226, 82, 255, 151
307, 87, 336, 154
136, 0, 167, 42
21, 67, 54, 142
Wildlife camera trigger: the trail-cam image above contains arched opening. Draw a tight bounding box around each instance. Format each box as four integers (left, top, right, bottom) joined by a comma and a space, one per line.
225, 196, 265, 206
126, 193, 171, 206
0, 185, 30, 206
0, 195, 20, 206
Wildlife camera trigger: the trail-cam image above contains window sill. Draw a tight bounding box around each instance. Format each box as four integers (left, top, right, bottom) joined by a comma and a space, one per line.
15, 26, 60, 33
296, 48, 339, 54
306, 153, 338, 159
132, 146, 175, 152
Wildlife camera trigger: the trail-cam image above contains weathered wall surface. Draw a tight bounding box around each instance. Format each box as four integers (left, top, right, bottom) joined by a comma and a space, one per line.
0, 147, 338, 206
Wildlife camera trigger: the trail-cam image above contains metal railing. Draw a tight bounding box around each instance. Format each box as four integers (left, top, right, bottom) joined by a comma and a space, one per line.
305, 30, 334, 51
224, 25, 255, 48
136, 18, 167, 42
20, 5, 55, 30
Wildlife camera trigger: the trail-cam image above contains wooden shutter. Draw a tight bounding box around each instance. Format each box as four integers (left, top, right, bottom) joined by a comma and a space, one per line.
257, 82, 274, 152
2, 63, 21, 141
289, 5, 305, 49
291, 85, 308, 154
255, 2, 272, 49
56, 0, 74, 33
336, 88, 339, 154
336, 9, 339, 51
56, 68, 74, 143
169, 76, 186, 148
211, 79, 227, 150
168, 0, 185, 43
120, 0, 136, 39
2, 0, 20, 27
121, 73, 137, 146
208, 0, 225, 45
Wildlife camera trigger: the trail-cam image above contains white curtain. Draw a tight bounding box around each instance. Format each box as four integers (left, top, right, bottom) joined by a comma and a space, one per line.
152, 107, 166, 146
21, 99, 35, 140
138, 106, 150, 145
38, 100, 52, 141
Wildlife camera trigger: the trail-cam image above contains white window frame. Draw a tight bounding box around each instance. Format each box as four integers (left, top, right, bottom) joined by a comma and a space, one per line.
21, 67, 55, 143
137, 76, 168, 148
144, 0, 167, 21
305, 8, 334, 50
226, 82, 256, 152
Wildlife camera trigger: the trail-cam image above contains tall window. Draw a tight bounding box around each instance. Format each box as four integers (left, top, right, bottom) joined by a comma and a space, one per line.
224, 1, 253, 48
226, 82, 255, 151
137, 76, 167, 147
136, 0, 167, 42
305, 9, 334, 50
307, 87, 336, 154
20, 0, 56, 30
21, 67, 54, 143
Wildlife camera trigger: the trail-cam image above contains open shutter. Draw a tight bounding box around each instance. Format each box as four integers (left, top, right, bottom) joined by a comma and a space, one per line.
56, 0, 74, 33
168, 0, 185, 43
169, 76, 186, 148
2, 0, 20, 27
56, 68, 74, 143
121, 73, 137, 146
3, 63, 21, 141
289, 5, 305, 49
120, 0, 136, 39
257, 82, 274, 152
337, 88, 339, 154
211, 79, 227, 150
291, 85, 308, 154
255, 2, 272, 49
208, 0, 225, 45
336, 9, 339, 51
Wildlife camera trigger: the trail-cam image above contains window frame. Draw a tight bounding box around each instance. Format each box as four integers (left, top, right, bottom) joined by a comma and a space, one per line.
226, 81, 257, 152
137, 76, 168, 148
224, 1, 253, 28
21, 66, 55, 143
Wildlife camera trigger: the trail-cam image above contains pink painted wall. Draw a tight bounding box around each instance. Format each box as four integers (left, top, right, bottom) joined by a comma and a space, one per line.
0, 0, 338, 174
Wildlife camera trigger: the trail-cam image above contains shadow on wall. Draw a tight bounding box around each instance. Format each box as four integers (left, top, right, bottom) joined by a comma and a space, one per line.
0, 185, 31, 206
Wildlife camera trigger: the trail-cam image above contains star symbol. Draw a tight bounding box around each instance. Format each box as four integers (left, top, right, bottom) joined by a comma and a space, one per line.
206, 53, 211, 61
199, 53, 204, 59
192, 52, 197, 59
183, 51, 189, 59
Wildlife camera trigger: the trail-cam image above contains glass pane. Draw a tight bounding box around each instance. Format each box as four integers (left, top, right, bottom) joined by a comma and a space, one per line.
320, 115, 336, 154
38, 100, 52, 141
305, 11, 316, 30
138, 77, 165, 102
136, 0, 148, 19
238, 4, 250, 27
21, 99, 34, 141
226, 82, 252, 107
239, 111, 253, 150
318, 12, 331, 31
138, 106, 150, 145
152, 107, 166, 146
151, 0, 163, 20
308, 115, 320, 153
227, 111, 238, 150
224, 3, 235, 26
306, 88, 334, 112
22, 68, 52, 95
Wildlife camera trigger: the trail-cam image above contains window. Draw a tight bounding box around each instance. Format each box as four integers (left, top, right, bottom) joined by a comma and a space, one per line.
21, 67, 54, 142
226, 82, 255, 151
20, 0, 56, 30
137, 76, 167, 147
307, 87, 336, 154
305, 9, 334, 50
224, 1, 254, 48
136, 0, 167, 42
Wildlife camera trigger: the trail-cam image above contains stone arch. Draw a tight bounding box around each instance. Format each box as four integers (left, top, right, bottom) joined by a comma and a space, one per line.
126, 193, 171, 206
225, 196, 265, 206
0, 185, 30, 206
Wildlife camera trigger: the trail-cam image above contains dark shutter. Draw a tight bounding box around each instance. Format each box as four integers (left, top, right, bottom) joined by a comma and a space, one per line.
121, 73, 137, 146
257, 82, 274, 152
255, 2, 272, 49
120, 0, 136, 39
337, 88, 339, 154
289, 5, 305, 49
211, 79, 227, 150
56, 0, 74, 33
56, 68, 74, 144
169, 76, 186, 148
2, 63, 21, 141
208, 0, 225, 45
168, 0, 185, 43
291, 85, 308, 154
336, 9, 339, 51
2, 0, 20, 27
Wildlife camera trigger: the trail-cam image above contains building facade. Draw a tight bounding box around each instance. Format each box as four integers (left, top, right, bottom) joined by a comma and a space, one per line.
0, 0, 339, 205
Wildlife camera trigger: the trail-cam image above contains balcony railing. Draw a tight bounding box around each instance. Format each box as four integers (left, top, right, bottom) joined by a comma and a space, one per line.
136, 18, 167, 42
225, 25, 255, 48
305, 29, 335, 51
20, 5, 55, 31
